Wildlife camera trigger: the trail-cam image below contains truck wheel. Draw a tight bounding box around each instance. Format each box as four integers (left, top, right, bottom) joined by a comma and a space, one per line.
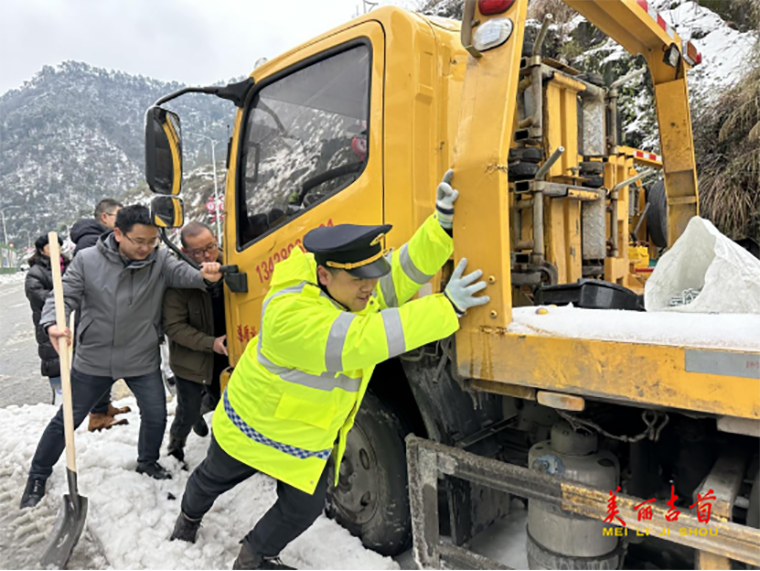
326, 392, 411, 556
647, 180, 668, 248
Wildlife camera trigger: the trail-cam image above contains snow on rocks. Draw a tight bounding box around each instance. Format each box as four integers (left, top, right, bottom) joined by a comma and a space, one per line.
0, 399, 399, 570
652, 0, 757, 96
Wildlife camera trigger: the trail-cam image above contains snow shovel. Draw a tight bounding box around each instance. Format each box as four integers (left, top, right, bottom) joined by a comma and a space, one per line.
40, 232, 88, 569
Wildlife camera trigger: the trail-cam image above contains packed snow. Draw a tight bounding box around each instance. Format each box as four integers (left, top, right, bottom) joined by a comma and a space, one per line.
509, 305, 760, 352
0, 399, 399, 570
0, 272, 25, 286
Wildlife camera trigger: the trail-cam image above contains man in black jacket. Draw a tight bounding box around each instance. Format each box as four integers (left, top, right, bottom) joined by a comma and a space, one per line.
70, 198, 129, 430
70, 198, 123, 255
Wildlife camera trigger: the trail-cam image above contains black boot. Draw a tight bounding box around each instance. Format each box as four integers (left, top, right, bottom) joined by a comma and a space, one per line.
193, 417, 209, 437
167, 437, 186, 462
233, 543, 295, 570
170, 511, 202, 543
136, 461, 173, 480
19, 477, 46, 509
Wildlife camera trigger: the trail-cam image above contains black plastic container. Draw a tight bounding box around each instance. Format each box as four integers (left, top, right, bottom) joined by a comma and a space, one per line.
536, 279, 643, 311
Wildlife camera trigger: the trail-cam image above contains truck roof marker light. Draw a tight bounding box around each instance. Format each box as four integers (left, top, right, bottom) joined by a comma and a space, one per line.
473, 17, 514, 52
478, 0, 515, 15
683, 41, 702, 66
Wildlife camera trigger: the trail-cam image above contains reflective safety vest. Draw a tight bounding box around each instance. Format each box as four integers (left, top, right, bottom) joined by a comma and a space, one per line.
212, 214, 460, 494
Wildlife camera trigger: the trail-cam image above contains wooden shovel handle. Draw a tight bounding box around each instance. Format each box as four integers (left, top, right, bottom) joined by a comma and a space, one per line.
48, 233, 77, 475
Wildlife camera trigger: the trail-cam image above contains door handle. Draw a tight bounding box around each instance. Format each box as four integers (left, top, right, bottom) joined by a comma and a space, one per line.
221, 265, 248, 293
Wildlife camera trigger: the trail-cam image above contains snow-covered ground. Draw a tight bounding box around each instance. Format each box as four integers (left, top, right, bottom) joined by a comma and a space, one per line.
0, 399, 399, 570
0, 272, 25, 286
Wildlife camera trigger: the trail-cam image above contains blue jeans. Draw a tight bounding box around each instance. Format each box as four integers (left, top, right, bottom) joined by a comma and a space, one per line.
90, 390, 111, 415
29, 368, 166, 480
48, 376, 62, 405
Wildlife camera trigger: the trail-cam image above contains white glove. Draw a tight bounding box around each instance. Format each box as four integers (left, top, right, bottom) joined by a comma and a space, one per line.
444, 258, 490, 316
436, 169, 459, 230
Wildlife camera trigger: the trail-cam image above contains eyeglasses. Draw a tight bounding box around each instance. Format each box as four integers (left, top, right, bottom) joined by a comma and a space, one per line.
124, 233, 161, 249
187, 242, 219, 258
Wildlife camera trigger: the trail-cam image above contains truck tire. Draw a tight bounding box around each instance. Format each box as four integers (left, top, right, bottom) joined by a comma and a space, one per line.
580, 161, 604, 175
509, 161, 540, 181
582, 175, 604, 188
326, 392, 411, 556
510, 147, 544, 163
647, 180, 668, 248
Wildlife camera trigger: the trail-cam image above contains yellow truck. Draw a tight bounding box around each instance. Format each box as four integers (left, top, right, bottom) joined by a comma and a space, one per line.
144, 0, 760, 567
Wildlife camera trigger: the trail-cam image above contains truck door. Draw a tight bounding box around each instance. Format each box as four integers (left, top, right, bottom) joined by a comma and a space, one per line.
225, 23, 385, 365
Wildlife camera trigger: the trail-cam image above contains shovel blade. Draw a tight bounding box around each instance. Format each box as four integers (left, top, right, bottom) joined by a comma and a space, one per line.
40, 493, 88, 569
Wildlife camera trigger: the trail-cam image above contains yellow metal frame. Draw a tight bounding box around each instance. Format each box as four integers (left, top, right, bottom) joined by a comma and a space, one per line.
450, 0, 756, 420
565, 0, 699, 245
452, 0, 527, 332
460, 331, 760, 420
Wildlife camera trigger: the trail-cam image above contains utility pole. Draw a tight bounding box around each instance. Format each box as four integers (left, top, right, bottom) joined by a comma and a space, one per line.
18, 228, 31, 250
199, 135, 223, 240
0, 206, 20, 245
211, 140, 220, 240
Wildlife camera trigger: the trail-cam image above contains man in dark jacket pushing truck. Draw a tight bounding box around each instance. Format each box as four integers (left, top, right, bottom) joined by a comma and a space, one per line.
20, 205, 223, 509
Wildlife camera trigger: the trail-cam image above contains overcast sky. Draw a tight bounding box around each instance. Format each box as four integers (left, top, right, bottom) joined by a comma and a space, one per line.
0, 0, 416, 96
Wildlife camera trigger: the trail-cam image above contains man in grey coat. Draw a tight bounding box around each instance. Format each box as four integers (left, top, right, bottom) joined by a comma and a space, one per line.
20, 205, 222, 509
71, 197, 131, 431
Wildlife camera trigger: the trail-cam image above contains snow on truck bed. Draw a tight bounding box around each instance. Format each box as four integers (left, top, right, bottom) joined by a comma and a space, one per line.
508, 305, 760, 352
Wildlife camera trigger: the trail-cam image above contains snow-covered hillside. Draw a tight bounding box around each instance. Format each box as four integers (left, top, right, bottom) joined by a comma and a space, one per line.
652, 0, 757, 95
0, 61, 236, 247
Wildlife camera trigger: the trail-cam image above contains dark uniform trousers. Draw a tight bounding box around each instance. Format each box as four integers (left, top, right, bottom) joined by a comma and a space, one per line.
170, 375, 220, 443
182, 435, 329, 557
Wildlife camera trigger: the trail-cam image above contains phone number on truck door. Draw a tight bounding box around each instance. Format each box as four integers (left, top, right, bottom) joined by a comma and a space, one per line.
254, 219, 334, 284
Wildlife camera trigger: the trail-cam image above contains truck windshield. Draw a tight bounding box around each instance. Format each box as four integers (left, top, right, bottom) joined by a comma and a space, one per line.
238, 43, 371, 248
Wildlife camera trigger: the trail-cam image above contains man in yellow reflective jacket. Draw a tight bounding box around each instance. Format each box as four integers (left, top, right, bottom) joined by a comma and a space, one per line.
170, 170, 490, 570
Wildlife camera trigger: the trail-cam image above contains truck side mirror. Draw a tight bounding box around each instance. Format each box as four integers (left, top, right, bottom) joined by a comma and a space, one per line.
145, 107, 182, 195
151, 196, 185, 228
